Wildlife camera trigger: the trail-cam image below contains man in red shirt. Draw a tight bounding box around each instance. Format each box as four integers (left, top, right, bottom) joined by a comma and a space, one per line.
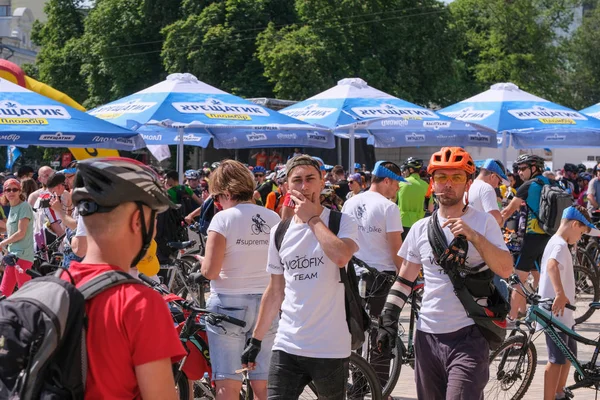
68, 157, 186, 399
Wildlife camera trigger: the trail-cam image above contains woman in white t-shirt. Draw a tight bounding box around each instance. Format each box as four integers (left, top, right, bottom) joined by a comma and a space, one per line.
201, 159, 281, 400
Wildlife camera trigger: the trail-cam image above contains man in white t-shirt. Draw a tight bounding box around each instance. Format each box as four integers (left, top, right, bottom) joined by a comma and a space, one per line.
468, 159, 510, 300
28, 165, 54, 207
377, 147, 513, 400
241, 155, 359, 399
468, 158, 508, 226
538, 206, 600, 400
342, 160, 404, 386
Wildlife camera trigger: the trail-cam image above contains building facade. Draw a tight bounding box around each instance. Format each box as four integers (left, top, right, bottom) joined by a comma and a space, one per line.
0, 0, 48, 66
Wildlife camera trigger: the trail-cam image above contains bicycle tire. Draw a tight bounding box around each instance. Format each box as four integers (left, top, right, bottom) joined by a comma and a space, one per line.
173, 366, 191, 400
573, 265, 599, 324
486, 335, 537, 400
584, 241, 600, 276
364, 318, 403, 397
300, 353, 383, 400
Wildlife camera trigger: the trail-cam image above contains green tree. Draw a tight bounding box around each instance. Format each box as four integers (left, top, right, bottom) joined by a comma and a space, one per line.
448, 0, 579, 104
30, 0, 87, 103
256, 0, 456, 105
562, 2, 600, 109
79, 0, 182, 108
161, 0, 296, 97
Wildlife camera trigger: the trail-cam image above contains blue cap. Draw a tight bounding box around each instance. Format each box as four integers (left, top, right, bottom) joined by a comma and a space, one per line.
354, 163, 361, 169
372, 161, 406, 182
60, 168, 77, 175
311, 156, 326, 171
482, 159, 509, 185
562, 206, 600, 236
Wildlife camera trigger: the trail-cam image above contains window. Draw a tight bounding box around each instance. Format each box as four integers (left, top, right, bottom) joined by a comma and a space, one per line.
0, 6, 10, 17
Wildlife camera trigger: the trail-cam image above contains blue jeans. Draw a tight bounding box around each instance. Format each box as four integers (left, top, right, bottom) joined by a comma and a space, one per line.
206, 293, 278, 381
267, 350, 348, 399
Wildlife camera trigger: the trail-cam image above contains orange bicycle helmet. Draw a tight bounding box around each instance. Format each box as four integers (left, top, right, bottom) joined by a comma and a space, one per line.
427, 147, 476, 175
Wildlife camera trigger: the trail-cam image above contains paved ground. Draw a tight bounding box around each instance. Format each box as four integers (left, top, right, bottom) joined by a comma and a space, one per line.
390, 304, 600, 399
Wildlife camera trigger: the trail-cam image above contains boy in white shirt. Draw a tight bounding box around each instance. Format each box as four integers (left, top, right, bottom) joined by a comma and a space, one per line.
539, 205, 600, 400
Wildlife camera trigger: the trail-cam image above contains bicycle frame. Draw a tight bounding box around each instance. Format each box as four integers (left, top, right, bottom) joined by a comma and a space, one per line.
528, 304, 600, 385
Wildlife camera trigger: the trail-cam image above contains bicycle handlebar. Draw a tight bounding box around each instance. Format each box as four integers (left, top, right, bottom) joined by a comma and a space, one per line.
507, 274, 577, 311
138, 273, 246, 327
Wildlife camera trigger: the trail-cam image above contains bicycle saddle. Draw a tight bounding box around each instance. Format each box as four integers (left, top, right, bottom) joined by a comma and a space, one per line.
589, 302, 600, 310
167, 240, 197, 250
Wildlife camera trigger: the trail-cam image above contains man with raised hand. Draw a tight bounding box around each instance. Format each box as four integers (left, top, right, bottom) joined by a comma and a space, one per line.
242, 155, 359, 399
377, 147, 512, 400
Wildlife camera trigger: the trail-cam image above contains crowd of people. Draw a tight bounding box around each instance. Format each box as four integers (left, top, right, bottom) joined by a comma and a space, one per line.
0, 148, 597, 400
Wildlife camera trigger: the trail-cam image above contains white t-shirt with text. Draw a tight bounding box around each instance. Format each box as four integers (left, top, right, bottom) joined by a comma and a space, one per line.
267, 208, 359, 358
468, 179, 499, 214
342, 190, 403, 272
400, 206, 508, 334
538, 235, 576, 329
208, 203, 280, 295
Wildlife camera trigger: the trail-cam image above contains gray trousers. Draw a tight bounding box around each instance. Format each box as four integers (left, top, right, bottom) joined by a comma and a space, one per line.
414, 325, 489, 400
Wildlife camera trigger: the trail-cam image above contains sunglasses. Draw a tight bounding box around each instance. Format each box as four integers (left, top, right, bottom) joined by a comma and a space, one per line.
4, 188, 20, 193
188, 178, 198, 182
255, 174, 264, 178
517, 166, 530, 171
432, 174, 468, 184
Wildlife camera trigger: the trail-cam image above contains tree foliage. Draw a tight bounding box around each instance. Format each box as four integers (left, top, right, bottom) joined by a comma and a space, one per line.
448, 0, 579, 104
30, 0, 87, 103
256, 0, 456, 105
562, 2, 600, 109
78, 0, 182, 108
161, 0, 296, 97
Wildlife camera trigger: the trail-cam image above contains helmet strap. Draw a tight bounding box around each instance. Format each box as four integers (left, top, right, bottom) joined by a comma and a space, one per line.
130, 202, 156, 268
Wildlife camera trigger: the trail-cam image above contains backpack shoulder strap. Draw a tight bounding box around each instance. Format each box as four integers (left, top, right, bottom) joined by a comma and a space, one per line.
78, 270, 141, 301
427, 211, 448, 264
328, 210, 342, 236
274, 218, 292, 252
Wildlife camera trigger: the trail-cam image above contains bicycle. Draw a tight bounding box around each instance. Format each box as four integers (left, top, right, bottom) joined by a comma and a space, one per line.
159, 239, 209, 306
138, 273, 252, 400
250, 214, 271, 235
486, 274, 599, 400
354, 258, 423, 398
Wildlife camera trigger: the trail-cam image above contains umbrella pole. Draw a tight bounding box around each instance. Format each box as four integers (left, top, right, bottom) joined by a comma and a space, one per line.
178, 127, 184, 184
337, 137, 342, 166
501, 131, 507, 168
349, 127, 355, 174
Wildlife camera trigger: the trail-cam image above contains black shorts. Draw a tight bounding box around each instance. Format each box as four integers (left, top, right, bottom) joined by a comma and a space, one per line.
515, 234, 551, 273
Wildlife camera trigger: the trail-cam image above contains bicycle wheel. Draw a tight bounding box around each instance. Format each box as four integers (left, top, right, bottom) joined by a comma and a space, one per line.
251, 224, 261, 235
584, 241, 600, 275
573, 265, 599, 324
363, 318, 403, 397
173, 366, 190, 400
486, 335, 537, 400
299, 353, 383, 400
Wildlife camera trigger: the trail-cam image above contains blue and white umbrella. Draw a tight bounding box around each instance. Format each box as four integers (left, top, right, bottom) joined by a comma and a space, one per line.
0, 78, 143, 150
439, 83, 600, 150
579, 103, 600, 123
89, 73, 333, 150
280, 78, 496, 171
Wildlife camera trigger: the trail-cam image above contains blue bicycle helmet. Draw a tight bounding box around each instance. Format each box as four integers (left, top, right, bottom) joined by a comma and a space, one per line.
253, 166, 266, 174
185, 169, 199, 180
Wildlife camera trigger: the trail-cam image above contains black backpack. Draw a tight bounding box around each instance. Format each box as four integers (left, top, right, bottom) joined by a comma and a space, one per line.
274, 210, 371, 350
0, 270, 139, 399
533, 177, 573, 235
427, 211, 510, 350
156, 205, 189, 264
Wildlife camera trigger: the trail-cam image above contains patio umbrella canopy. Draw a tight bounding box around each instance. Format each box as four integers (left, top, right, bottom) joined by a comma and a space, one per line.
281, 78, 496, 171
0, 78, 143, 150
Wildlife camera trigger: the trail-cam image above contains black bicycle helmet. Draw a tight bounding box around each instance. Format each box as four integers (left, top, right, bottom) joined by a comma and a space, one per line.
577, 163, 587, 174
563, 163, 578, 173
515, 154, 545, 171
72, 157, 177, 267
405, 157, 423, 171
